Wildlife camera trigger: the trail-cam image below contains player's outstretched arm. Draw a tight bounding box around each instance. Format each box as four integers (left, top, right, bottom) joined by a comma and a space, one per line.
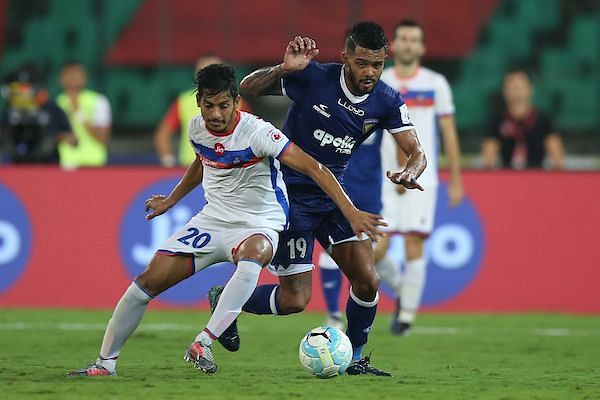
145, 155, 204, 220
439, 115, 464, 206
240, 36, 319, 97
386, 128, 427, 191
280, 144, 386, 241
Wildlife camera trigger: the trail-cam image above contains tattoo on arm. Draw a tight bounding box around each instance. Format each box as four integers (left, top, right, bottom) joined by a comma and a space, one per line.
240, 64, 286, 97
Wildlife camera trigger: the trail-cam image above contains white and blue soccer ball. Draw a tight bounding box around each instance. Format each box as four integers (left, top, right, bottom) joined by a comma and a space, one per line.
298, 326, 353, 378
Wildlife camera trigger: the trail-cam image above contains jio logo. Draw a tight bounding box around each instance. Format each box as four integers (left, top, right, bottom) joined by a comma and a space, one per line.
0, 184, 32, 294
119, 177, 234, 304
384, 183, 485, 305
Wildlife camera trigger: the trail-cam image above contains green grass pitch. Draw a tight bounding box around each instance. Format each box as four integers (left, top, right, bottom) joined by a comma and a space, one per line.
0, 309, 599, 399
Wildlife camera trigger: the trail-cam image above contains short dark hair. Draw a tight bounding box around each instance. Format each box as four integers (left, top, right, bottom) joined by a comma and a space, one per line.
61, 60, 84, 70
345, 21, 388, 54
394, 19, 424, 41
194, 63, 238, 99
505, 66, 532, 81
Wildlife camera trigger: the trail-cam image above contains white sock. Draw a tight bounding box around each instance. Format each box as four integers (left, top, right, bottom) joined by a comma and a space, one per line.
200, 259, 262, 342
376, 256, 402, 297
98, 282, 152, 371
399, 258, 427, 324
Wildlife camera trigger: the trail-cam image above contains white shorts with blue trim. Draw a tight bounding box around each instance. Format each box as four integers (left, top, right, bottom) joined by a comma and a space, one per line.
157, 213, 279, 273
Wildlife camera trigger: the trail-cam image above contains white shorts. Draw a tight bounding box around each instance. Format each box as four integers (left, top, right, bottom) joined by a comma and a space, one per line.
381, 185, 437, 237
158, 213, 279, 274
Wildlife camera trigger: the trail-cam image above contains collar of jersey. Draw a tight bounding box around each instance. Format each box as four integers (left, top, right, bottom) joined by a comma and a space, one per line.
206, 111, 241, 137
339, 67, 369, 104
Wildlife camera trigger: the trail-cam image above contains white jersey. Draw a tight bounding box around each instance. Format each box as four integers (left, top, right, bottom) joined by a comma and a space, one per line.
380, 66, 455, 186
188, 111, 291, 232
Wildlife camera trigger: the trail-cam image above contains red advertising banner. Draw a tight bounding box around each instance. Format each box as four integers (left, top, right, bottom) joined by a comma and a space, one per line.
0, 167, 599, 313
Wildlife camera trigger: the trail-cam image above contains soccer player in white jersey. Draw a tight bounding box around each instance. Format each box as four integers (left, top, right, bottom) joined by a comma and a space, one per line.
378, 20, 464, 335
68, 64, 384, 376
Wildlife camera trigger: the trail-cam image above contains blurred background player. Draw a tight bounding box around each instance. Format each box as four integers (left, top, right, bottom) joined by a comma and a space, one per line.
317, 19, 464, 335
1, 63, 76, 164
154, 55, 252, 167
379, 19, 463, 335
481, 68, 565, 169
57, 61, 111, 168
236, 22, 426, 375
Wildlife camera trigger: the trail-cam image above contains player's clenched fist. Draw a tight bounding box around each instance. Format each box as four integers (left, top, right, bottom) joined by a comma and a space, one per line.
282, 36, 320, 73
145, 194, 173, 220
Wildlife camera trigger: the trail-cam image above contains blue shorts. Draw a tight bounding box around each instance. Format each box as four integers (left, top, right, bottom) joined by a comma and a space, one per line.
269, 185, 358, 277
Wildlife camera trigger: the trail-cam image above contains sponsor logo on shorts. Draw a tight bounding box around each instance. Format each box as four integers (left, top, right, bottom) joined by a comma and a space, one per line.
0, 183, 32, 295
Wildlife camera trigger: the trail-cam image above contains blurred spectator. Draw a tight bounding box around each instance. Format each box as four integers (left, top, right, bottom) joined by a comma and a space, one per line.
482, 68, 564, 169
57, 62, 112, 168
0, 64, 76, 164
154, 55, 252, 167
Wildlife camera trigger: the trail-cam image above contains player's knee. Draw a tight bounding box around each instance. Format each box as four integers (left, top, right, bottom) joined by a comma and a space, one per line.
351, 272, 380, 300
235, 235, 274, 266
405, 236, 425, 260
134, 274, 159, 298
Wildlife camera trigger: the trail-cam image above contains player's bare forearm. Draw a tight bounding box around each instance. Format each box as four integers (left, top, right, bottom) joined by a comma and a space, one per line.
280, 144, 385, 239
146, 156, 203, 220
481, 138, 499, 168
154, 121, 176, 167
166, 156, 204, 206
240, 65, 285, 97
280, 144, 354, 214
545, 133, 565, 169
85, 124, 110, 144
395, 129, 427, 179
440, 116, 462, 183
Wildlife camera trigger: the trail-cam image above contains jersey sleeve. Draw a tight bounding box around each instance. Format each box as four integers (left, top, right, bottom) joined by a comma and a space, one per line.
251, 122, 292, 160
381, 93, 415, 134
435, 75, 455, 117
93, 95, 112, 127
281, 62, 320, 102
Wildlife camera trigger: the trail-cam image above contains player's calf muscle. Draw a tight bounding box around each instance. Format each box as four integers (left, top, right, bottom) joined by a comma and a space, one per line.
277, 273, 312, 314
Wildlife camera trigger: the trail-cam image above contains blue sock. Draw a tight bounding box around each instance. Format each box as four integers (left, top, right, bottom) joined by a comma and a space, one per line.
242, 284, 279, 315
345, 288, 378, 361
320, 268, 342, 314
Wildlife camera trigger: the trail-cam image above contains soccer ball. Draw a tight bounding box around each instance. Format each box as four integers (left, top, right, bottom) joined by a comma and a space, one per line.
298, 326, 353, 378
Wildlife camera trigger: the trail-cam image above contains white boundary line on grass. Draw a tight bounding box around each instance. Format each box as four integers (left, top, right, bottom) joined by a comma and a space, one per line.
0, 322, 599, 336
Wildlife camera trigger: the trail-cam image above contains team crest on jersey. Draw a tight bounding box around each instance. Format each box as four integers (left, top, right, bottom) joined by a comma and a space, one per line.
270, 130, 283, 142
214, 143, 225, 156
362, 119, 379, 135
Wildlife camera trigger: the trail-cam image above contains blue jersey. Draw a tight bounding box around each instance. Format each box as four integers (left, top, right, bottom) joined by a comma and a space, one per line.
344, 129, 383, 214
281, 62, 413, 188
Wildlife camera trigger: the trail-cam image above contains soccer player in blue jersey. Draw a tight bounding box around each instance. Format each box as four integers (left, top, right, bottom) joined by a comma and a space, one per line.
214, 22, 426, 376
